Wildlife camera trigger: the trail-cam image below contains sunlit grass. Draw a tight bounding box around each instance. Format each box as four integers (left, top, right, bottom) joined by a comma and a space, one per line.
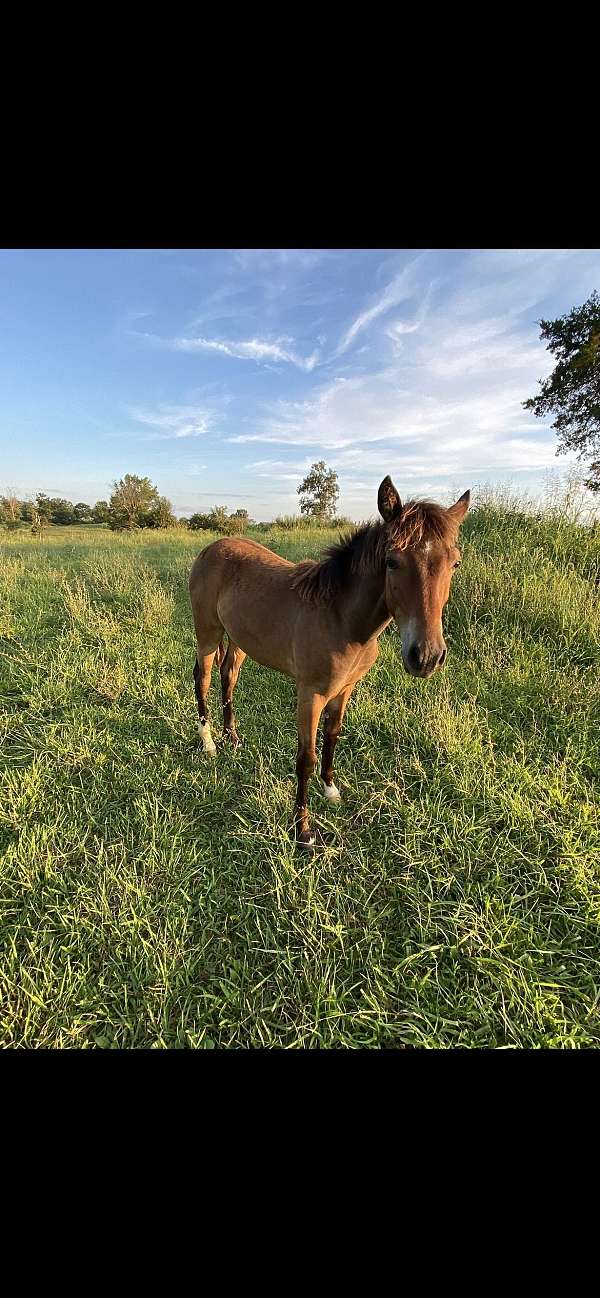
1, 498, 599, 1048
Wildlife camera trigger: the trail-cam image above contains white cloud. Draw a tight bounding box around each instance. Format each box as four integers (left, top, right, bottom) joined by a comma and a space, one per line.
130, 328, 319, 371
226, 374, 456, 449
337, 254, 427, 354
230, 249, 333, 273
128, 404, 215, 439
172, 335, 319, 371
386, 280, 436, 349
124, 250, 600, 516
224, 357, 569, 488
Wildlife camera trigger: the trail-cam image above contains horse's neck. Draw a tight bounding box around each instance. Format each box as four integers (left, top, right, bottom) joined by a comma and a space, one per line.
340, 567, 391, 644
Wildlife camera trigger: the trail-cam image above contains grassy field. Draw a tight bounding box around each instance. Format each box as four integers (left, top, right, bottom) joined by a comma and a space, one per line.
1, 500, 600, 1048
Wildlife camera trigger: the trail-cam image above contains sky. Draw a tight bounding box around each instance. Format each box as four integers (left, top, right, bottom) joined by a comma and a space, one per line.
1, 247, 599, 520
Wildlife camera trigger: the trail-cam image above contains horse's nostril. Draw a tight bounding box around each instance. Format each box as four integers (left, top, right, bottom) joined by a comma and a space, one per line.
439, 647, 447, 667
408, 643, 426, 672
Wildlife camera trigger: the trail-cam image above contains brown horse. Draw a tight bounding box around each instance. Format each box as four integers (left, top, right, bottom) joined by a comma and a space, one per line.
189, 476, 470, 848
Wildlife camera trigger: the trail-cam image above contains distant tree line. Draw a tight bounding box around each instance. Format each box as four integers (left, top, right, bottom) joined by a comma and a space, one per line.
0, 493, 109, 530
1, 462, 346, 533
0, 481, 180, 532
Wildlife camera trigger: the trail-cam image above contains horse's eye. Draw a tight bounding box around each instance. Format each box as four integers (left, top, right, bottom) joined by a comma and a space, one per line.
453, 560, 461, 569
386, 557, 398, 570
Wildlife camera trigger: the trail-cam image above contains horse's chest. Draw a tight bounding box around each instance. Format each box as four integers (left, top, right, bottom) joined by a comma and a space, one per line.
328, 643, 378, 694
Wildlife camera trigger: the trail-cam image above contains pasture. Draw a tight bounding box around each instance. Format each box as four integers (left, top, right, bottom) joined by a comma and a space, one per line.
1, 500, 599, 1048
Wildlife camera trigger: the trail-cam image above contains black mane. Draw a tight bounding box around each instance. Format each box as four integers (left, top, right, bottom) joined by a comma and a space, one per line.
289, 500, 456, 604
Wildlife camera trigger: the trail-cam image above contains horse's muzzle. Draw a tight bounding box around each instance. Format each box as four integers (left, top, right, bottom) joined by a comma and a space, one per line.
402, 642, 447, 678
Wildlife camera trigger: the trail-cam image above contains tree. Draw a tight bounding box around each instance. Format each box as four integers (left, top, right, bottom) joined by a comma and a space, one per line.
92, 500, 110, 524
227, 508, 252, 535
188, 512, 214, 531
30, 505, 48, 535
208, 506, 230, 533
108, 475, 160, 530
140, 495, 178, 529
0, 495, 21, 529
49, 498, 75, 524
73, 502, 93, 523
35, 492, 52, 522
524, 290, 600, 492
297, 460, 339, 521
187, 506, 250, 534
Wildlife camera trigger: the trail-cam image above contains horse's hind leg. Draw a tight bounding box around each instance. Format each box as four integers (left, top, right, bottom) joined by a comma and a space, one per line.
193, 648, 219, 754
220, 642, 247, 746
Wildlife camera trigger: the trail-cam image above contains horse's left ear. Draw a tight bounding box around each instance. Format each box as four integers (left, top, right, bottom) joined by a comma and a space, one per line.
448, 489, 470, 524
378, 476, 402, 522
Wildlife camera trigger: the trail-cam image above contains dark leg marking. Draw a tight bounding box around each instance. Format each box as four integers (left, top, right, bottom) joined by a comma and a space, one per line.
219, 643, 246, 746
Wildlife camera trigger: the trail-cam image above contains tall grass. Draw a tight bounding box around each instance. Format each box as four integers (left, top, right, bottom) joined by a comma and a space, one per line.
1, 484, 599, 1047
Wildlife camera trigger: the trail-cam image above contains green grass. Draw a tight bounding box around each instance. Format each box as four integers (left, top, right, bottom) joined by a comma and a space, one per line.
1, 505, 599, 1048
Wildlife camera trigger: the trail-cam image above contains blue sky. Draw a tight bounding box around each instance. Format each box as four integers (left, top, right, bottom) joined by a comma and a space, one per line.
1, 247, 599, 519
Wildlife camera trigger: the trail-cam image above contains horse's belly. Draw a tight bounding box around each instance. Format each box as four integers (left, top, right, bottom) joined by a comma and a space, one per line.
218, 595, 295, 677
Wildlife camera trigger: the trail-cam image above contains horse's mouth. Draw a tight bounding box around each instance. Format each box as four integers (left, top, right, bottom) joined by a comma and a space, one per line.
401, 651, 447, 679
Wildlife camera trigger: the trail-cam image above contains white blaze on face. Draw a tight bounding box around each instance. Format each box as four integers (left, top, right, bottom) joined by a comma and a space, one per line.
400, 616, 419, 661
198, 720, 217, 755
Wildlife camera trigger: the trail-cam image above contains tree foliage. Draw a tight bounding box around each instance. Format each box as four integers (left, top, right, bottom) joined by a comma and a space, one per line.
49, 499, 76, 525
188, 506, 250, 535
0, 496, 21, 529
108, 475, 165, 529
297, 460, 339, 520
92, 500, 110, 524
524, 290, 600, 492
35, 492, 53, 521
139, 495, 178, 529
73, 502, 93, 523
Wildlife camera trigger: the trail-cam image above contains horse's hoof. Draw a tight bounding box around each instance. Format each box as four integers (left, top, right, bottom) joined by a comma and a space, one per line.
322, 780, 341, 802
226, 731, 242, 748
297, 830, 316, 852
204, 742, 217, 756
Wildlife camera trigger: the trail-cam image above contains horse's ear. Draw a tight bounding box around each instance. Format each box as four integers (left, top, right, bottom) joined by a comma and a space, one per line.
448, 489, 470, 525
378, 476, 401, 522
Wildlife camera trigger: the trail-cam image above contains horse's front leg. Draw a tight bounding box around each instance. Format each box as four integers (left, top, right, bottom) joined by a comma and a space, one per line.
320, 684, 354, 801
295, 690, 325, 849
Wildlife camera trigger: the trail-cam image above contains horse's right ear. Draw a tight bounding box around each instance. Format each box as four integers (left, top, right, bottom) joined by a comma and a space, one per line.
378, 476, 401, 522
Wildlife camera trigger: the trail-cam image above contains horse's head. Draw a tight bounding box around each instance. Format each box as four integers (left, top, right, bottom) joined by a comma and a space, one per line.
377, 476, 470, 678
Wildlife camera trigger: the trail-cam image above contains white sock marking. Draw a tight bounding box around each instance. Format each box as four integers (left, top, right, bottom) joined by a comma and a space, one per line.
323, 781, 341, 802
198, 720, 217, 755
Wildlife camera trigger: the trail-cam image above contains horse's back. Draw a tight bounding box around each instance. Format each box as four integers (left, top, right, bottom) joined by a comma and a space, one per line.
189, 535, 292, 596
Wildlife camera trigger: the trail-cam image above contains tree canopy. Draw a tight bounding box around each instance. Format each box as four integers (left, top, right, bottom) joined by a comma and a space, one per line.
107, 475, 176, 529
524, 290, 600, 492
297, 461, 339, 521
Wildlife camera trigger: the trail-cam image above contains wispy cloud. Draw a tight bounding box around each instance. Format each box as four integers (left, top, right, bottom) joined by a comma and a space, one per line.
170, 335, 319, 371
128, 404, 216, 439
386, 281, 436, 349
129, 327, 319, 371
230, 249, 332, 273
337, 254, 427, 354
225, 360, 565, 486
